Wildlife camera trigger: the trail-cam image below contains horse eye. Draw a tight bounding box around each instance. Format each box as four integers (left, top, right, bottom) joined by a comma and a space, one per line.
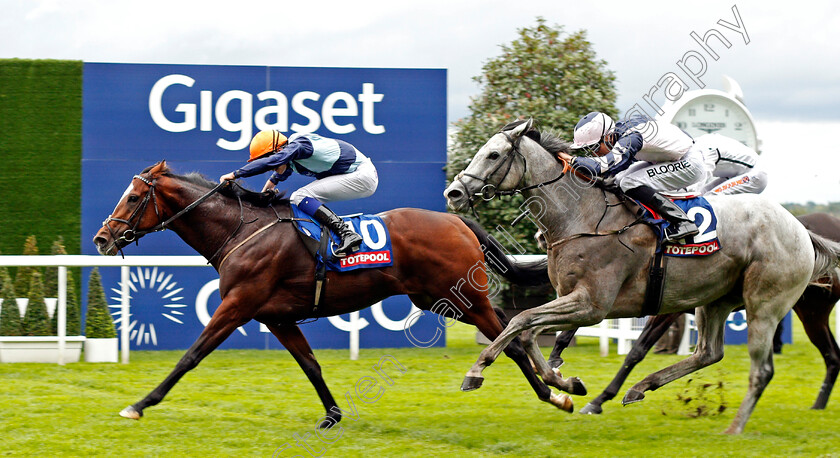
128, 195, 139, 203
487, 151, 501, 160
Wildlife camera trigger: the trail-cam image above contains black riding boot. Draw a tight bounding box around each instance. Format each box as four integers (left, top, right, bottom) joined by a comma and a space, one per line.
312, 205, 363, 257
625, 185, 699, 242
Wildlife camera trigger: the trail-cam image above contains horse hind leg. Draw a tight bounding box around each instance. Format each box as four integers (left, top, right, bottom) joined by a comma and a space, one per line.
579, 312, 681, 415
266, 323, 341, 428
547, 328, 577, 369
793, 280, 840, 409
623, 304, 731, 407
724, 269, 810, 434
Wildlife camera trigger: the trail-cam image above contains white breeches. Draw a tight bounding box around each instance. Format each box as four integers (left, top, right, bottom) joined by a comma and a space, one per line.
700, 167, 768, 195
290, 158, 379, 205
617, 147, 708, 193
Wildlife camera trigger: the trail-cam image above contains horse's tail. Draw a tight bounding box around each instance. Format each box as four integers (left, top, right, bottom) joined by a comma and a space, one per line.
808, 230, 840, 281
457, 216, 550, 287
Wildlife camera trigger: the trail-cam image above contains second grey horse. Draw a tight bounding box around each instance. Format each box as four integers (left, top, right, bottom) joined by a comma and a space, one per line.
444, 118, 840, 434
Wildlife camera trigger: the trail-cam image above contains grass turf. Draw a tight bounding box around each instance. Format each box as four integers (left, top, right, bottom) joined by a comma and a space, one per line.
1, 316, 839, 457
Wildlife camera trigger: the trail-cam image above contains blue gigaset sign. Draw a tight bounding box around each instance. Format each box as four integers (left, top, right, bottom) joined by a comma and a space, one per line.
81, 63, 447, 350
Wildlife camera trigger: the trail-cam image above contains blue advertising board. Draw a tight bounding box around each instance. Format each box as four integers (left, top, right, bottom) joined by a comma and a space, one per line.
81, 63, 447, 351
683, 311, 793, 346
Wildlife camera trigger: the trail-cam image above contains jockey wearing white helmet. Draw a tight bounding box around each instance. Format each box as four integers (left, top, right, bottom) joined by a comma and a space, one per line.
559, 111, 709, 242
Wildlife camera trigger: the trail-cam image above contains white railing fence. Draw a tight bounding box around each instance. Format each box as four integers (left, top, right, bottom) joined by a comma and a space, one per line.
3, 256, 836, 365
0, 255, 206, 365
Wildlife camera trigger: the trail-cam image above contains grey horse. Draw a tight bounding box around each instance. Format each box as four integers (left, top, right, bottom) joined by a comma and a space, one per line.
444, 118, 840, 434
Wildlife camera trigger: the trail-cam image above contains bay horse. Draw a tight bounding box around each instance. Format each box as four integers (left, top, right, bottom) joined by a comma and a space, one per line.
444, 118, 840, 434
540, 212, 840, 414
93, 161, 577, 426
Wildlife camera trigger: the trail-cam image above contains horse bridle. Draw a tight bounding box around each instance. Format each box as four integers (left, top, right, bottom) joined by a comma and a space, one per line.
102, 174, 228, 257
456, 131, 529, 202
456, 130, 576, 211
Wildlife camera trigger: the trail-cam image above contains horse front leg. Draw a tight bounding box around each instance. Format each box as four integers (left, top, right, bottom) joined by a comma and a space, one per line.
520, 326, 587, 397
265, 323, 341, 428
120, 298, 250, 419
462, 289, 601, 393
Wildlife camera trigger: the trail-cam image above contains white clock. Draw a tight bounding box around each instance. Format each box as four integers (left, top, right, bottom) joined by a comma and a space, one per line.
658, 76, 760, 152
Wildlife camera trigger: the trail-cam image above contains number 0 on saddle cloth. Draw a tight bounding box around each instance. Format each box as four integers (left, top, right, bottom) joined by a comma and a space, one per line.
291, 204, 394, 271
641, 196, 721, 257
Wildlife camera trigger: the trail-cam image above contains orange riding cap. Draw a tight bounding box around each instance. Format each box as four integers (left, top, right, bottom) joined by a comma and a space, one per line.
248, 130, 288, 162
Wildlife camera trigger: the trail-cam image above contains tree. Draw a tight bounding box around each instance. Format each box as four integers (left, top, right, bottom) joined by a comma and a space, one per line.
447, 18, 618, 298
44, 237, 66, 298
23, 272, 50, 336
0, 249, 10, 294
85, 268, 116, 338
0, 275, 22, 336
50, 272, 81, 336
14, 235, 42, 297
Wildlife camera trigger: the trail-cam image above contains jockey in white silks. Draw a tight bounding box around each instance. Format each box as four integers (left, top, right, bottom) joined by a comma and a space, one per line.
691, 133, 768, 196
220, 130, 378, 257
558, 112, 709, 242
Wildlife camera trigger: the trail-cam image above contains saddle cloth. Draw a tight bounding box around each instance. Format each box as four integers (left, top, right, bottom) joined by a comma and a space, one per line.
638, 195, 721, 257
290, 204, 394, 271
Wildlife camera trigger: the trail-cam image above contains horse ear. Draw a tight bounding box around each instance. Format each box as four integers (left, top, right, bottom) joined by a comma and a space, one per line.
510, 118, 534, 139
149, 160, 168, 176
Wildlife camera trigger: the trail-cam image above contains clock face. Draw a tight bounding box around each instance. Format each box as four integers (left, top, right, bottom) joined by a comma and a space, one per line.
671, 95, 758, 150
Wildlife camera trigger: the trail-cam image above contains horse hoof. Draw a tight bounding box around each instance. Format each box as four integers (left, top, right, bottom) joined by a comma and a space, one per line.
579, 402, 603, 415
119, 406, 142, 420
461, 376, 484, 392
318, 415, 340, 429
622, 389, 646, 405
549, 393, 574, 413
568, 377, 587, 396
548, 357, 564, 369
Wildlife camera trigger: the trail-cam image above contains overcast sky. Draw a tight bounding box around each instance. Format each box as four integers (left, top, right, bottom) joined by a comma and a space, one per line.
2, 0, 839, 203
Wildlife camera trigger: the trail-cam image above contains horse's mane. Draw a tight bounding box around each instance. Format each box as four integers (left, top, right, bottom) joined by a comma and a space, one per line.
500, 119, 572, 155
141, 164, 289, 207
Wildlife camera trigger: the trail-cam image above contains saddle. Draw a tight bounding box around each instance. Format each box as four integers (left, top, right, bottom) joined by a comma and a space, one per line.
289, 205, 394, 311
592, 179, 721, 317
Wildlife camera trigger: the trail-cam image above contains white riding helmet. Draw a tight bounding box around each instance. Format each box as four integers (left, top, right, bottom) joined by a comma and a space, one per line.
570, 112, 615, 150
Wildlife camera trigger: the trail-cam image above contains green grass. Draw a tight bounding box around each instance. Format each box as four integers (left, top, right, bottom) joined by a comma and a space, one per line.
1, 317, 839, 457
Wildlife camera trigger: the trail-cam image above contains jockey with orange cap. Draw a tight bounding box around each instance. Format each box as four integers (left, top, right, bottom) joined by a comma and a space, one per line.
220, 130, 378, 257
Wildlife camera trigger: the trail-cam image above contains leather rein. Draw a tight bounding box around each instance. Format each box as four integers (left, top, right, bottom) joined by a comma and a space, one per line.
102, 175, 293, 264
458, 131, 644, 252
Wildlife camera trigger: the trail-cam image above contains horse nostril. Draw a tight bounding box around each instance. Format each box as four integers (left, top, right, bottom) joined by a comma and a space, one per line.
446, 189, 463, 200
93, 236, 107, 247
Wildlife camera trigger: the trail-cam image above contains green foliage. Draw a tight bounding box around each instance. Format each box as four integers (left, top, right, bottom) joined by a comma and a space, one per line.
783, 201, 840, 217
0, 249, 10, 293
13, 235, 41, 297
49, 272, 81, 336
22, 272, 50, 336
0, 59, 82, 260
0, 276, 22, 336
85, 268, 115, 338
448, 18, 618, 297
44, 237, 66, 297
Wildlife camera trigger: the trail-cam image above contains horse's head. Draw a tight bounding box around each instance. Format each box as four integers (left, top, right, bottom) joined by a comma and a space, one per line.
444, 118, 534, 211
93, 161, 170, 256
